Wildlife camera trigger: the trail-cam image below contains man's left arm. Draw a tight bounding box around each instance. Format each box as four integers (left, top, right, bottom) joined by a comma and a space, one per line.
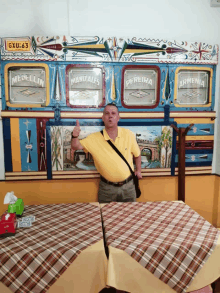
134, 155, 142, 179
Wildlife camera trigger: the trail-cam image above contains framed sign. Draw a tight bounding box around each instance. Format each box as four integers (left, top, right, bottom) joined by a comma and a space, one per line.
174, 67, 213, 107
66, 65, 105, 108
4, 63, 50, 108
121, 65, 160, 109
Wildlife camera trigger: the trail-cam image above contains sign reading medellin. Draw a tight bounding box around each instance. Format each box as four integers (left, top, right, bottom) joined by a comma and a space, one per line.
11, 73, 45, 87
4, 63, 50, 107
66, 65, 105, 107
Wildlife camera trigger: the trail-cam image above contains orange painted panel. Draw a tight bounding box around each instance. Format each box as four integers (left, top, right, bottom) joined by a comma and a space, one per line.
10, 118, 21, 172
0, 176, 219, 227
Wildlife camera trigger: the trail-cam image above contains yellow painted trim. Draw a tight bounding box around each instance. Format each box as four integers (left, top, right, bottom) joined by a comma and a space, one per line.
5, 171, 47, 176
66, 45, 105, 49
53, 171, 99, 175
61, 112, 164, 119
175, 166, 212, 171
1, 111, 165, 119
170, 112, 216, 118
176, 135, 214, 141
10, 118, 21, 172
61, 112, 102, 118
4, 63, 50, 108
175, 170, 212, 175
3, 111, 214, 120
174, 67, 213, 107
124, 49, 164, 54
53, 175, 100, 179
5, 176, 48, 180
52, 168, 171, 176
141, 168, 170, 173
1, 111, 54, 118
52, 173, 171, 179
174, 118, 215, 124
142, 172, 171, 176
111, 71, 116, 101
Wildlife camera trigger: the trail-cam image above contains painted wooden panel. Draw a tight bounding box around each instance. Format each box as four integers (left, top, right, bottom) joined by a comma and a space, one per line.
10, 118, 21, 172
1, 37, 218, 64
0, 36, 218, 180
36, 118, 48, 172
19, 118, 38, 171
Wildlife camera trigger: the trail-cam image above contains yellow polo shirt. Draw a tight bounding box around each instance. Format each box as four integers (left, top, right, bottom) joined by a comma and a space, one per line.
80, 127, 140, 182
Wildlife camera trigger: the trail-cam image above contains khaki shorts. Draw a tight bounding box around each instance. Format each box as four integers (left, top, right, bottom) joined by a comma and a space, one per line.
98, 179, 136, 203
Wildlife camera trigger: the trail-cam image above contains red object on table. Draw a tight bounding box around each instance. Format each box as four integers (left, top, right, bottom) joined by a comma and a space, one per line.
0, 213, 17, 236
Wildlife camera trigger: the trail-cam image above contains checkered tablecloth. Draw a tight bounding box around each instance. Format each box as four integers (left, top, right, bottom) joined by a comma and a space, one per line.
101, 201, 220, 293
0, 203, 103, 293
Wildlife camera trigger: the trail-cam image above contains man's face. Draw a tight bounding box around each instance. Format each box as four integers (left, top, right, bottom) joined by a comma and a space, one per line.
102, 105, 120, 128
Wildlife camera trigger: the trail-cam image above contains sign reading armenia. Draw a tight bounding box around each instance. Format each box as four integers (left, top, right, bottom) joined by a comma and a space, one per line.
179, 78, 206, 87
178, 71, 209, 88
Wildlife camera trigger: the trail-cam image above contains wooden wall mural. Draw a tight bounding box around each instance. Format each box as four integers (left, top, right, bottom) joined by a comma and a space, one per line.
0, 36, 218, 181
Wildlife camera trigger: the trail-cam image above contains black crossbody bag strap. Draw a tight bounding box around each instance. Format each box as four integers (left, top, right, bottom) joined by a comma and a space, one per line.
100, 130, 134, 176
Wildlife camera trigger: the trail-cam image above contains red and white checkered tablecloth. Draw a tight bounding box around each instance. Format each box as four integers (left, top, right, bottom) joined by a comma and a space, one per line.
0, 203, 103, 293
101, 201, 220, 293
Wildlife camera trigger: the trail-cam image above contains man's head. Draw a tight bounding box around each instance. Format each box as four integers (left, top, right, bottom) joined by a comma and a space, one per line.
102, 103, 120, 129
103, 103, 119, 113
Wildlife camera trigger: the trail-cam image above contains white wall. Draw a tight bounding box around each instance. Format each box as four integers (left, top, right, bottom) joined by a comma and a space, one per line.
0, 0, 220, 41
0, 0, 220, 174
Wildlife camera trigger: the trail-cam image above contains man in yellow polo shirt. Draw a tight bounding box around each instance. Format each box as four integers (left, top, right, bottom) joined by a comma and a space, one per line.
71, 103, 142, 202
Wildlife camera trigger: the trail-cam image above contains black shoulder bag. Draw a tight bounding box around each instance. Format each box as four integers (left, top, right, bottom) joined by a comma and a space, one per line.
100, 131, 141, 198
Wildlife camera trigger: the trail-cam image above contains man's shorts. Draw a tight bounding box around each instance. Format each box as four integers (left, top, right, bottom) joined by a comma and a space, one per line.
98, 178, 136, 203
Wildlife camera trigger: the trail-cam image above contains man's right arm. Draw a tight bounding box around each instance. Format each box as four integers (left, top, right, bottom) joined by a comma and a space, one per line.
71, 137, 84, 150
71, 120, 84, 150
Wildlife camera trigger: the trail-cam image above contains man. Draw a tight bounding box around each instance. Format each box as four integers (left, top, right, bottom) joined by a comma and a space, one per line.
71, 103, 142, 202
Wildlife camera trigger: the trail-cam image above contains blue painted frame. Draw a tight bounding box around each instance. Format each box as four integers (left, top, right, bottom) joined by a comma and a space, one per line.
1, 61, 216, 113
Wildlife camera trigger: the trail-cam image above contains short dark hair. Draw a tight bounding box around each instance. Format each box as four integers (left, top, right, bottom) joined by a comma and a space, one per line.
104, 102, 119, 113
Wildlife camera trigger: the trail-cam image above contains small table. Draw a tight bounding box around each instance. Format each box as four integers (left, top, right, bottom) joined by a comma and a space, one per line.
101, 201, 220, 293
0, 202, 107, 293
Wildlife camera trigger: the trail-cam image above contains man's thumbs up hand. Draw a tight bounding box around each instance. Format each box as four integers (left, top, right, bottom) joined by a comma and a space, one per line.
72, 120, 81, 138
